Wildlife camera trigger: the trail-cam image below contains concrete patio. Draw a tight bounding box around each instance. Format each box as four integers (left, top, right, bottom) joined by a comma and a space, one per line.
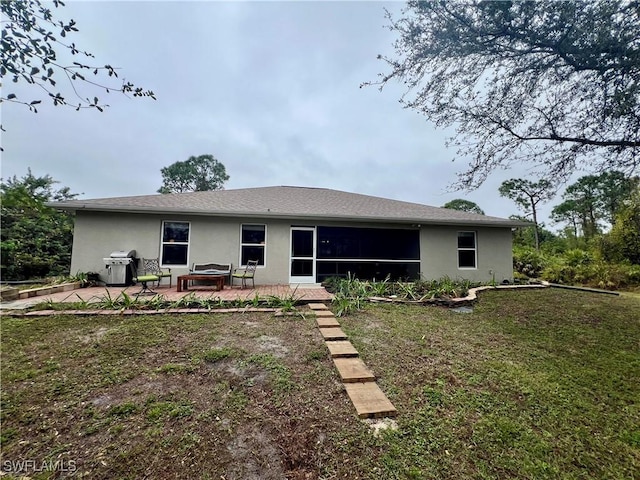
1, 283, 334, 310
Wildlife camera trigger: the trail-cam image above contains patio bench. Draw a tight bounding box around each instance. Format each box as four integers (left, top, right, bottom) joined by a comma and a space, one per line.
190, 262, 232, 284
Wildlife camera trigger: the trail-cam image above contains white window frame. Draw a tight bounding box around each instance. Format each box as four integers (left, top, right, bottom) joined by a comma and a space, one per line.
240, 224, 267, 267
160, 220, 190, 267
457, 231, 477, 270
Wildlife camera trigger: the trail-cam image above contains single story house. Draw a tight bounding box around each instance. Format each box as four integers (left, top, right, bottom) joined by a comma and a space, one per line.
49, 186, 526, 286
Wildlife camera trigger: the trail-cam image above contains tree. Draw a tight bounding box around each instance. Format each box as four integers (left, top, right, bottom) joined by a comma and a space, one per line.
551, 199, 582, 239
499, 178, 555, 250
551, 172, 638, 239
594, 171, 639, 224
158, 155, 229, 194
509, 214, 557, 251
1, 169, 77, 280
442, 199, 485, 215
368, 1, 640, 189
1, 0, 155, 113
554, 178, 601, 240
608, 186, 640, 264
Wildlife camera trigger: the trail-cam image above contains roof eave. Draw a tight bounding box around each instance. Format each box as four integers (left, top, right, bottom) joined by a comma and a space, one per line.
48, 202, 527, 228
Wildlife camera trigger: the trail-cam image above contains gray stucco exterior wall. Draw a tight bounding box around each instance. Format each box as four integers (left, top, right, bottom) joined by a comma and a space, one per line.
420, 226, 513, 284
72, 211, 290, 284
70, 211, 514, 285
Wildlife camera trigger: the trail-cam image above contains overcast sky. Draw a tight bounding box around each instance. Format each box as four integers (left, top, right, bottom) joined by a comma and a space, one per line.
3, 0, 569, 224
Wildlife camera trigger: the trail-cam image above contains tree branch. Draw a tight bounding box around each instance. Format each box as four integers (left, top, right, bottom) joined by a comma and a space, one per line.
493, 117, 639, 148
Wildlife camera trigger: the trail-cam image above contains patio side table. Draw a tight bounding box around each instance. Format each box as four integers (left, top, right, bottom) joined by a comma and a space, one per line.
177, 274, 225, 292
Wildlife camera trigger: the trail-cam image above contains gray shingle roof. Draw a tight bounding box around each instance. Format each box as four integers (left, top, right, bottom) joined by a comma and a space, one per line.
48, 186, 526, 227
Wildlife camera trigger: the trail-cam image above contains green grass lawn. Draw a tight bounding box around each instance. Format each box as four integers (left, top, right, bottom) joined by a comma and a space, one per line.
1, 289, 639, 479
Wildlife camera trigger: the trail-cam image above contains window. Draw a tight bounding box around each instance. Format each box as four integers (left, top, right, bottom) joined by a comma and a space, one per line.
241, 224, 266, 266
161, 221, 190, 266
458, 231, 477, 269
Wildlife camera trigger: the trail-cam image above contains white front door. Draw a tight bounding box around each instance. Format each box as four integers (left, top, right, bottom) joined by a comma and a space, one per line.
289, 227, 316, 284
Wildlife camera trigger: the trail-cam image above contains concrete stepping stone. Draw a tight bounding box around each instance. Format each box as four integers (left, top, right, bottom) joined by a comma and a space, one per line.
317, 317, 340, 328
333, 357, 375, 383
308, 303, 329, 310
314, 310, 335, 317
325, 340, 358, 358
320, 327, 348, 340
344, 382, 397, 418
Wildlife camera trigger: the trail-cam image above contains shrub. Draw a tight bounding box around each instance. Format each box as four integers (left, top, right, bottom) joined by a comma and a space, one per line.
542, 258, 640, 290
330, 275, 475, 315
563, 249, 594, 267
513, 246, 547, 278
321, 276, 342, 293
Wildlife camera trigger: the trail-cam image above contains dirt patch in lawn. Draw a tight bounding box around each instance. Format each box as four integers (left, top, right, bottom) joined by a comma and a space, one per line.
78, 326, 110, 344
257, 334, 290, 357
0, 311, 361, 479
226, 425, 285, 479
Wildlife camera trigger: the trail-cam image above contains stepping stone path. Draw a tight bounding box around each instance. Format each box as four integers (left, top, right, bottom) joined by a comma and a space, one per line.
325, 340, 358, 358
319, 327, 348, 341
316, 317, 341, 328
333, 357, 376, 383
308, 302, 397, 419
344, 383, 397, 419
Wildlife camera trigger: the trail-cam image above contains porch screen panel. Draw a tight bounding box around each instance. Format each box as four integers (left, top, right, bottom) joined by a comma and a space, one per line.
291, 230, 314, 257
316, 226, 420, 281
316, 261, 420, 282
317, 227, 419, 260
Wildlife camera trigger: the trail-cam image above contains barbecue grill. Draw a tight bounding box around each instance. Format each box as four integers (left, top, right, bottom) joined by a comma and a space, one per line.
103, 250, 137, 286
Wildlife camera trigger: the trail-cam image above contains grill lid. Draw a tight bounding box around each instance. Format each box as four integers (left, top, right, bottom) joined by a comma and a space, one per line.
103, 257, 134, 264
109, 250, 136, 258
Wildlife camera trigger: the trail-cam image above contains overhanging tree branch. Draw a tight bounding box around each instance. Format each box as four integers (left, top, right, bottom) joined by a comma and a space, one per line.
489, 115, 640, 148
1, 0, 155, 113
366, 0, 640, 189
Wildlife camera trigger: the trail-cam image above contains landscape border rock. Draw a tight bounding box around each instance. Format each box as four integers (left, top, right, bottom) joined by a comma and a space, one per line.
369, 283, 550, 307
4, 307, 287, 318
15, 282, 81, 300
0, 286, 19, 302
